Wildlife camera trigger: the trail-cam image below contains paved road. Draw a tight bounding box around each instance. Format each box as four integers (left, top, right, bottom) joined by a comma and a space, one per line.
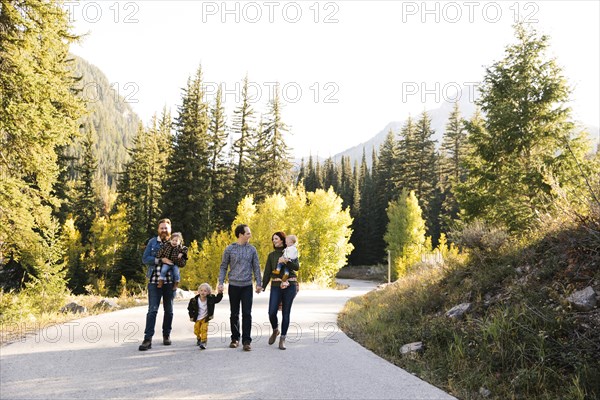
1, 280, 456, 399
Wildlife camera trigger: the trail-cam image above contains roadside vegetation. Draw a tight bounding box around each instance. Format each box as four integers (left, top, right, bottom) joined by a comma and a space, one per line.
340, 23, 599, 399
0, 289, 147, 344
339, 215, 600, 399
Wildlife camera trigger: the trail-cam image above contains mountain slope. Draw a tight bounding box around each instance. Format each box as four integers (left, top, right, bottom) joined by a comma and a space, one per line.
67, 56, 141, 186
326, 87, 598, 167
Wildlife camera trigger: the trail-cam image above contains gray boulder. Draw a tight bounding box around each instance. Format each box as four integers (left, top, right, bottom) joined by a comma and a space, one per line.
60, 302, 87, 314
174, 289, 195, 300
567, 287, 597, 311
401, 341, 424, 355
446, 303, 472, 319
93, 298, 120, 310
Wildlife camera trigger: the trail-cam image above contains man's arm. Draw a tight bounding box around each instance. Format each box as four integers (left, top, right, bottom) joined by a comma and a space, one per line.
218, 245, 230, 286
252, 247, 262, 291
158, 244, 174, 266
142, 238, 158, 266
214, 292, 223, 303
262, 253, 273, 290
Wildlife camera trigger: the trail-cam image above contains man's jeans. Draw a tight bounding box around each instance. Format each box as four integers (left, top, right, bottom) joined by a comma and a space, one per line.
228, 284, 253, 344
143, 282, 175, 341
268, 284, 297, 336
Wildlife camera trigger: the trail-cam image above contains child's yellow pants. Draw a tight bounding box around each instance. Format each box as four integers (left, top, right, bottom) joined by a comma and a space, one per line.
194, 319, 209, 342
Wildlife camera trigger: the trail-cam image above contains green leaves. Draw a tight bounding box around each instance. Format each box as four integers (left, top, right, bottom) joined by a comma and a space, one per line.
0, 0, 84, 289
231, 185, 354, 286
384, 189, 429, 277
458, 23, 589, 233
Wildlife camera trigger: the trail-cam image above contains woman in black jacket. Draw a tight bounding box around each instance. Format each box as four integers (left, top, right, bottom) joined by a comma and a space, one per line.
262, 231, 300, 350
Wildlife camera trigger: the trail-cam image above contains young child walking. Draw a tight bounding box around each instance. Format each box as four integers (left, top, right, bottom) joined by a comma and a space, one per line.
156, 232, 187, 290
187, 283, 223, 349
273, 235, 299, 289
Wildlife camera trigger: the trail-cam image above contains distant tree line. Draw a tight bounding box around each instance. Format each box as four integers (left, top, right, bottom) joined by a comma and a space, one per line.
1, 1, 597, 299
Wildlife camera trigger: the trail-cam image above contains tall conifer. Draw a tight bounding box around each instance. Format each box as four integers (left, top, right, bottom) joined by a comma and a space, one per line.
162, 66, 212, 242
0, 1, 85, 288
458, 24, 589, 232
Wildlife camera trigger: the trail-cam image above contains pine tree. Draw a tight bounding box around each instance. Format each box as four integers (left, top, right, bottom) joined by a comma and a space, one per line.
297, 158, 306, 185
0, 0, 85, 288
458, 24, 587, 232
118, 115, 170, 244
115, 112, 171, 289
404, 112, 437, 202
339, 156, 355, 210
231, 75, 256, 207
315, 159, 324, 189
162, 66, 212, 242
304, 155, 319, 192
397, 116, 415, 189
260, 85, 294, 195
375, 130, 400, 200
439, 103, 469, 232
351, 160, 361, 217
371, 131, 400, 265
54, 143, 79, 224
249, 116, 270, 202
403, 111, 439, 241
440, 103, 468, 186
72, 123, 100, 245
353, 147, 385, 265
207, 85, 231, 229
348, 155, 364, 265
322, 157, 339, 191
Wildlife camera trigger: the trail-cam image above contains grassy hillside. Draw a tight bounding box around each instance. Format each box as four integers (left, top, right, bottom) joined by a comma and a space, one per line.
69, 56, 141, 187
339, 219, 600, 399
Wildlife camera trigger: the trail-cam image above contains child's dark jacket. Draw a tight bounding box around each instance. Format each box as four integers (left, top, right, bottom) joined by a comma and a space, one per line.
187, 293, 223, 322
157, 242, 188, 267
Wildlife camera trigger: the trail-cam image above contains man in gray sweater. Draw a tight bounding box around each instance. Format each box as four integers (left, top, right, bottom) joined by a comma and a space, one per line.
218, 224, 263, 351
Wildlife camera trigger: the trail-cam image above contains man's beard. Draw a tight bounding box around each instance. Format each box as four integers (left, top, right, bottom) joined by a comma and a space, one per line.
159, 232, 170, 241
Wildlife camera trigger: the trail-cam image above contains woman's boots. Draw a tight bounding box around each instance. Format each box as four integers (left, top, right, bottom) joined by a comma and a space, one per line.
279, 336, 286, 350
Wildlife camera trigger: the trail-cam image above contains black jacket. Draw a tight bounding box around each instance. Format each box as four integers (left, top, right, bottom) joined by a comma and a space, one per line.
187, 293, 223, 322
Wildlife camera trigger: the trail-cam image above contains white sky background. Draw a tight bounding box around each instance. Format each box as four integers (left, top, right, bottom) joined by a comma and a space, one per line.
68, 0, 600, 158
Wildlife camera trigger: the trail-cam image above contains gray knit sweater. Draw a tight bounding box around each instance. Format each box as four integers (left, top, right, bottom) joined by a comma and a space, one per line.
218, 243, 262, 287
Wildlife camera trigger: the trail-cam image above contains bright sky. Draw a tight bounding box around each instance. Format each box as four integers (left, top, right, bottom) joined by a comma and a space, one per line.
68, 0, 600, 158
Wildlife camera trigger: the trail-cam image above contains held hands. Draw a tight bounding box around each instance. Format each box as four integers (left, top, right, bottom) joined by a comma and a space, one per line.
161, 257, 173, 265
215, 283, 260, 293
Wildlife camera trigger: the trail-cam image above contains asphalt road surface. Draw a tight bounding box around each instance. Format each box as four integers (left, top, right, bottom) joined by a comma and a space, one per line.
1, 279, 456, 399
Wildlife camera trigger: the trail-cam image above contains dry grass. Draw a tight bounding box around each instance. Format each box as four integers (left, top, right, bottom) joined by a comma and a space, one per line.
339, 219, 600, 399
0, 292, 147, 345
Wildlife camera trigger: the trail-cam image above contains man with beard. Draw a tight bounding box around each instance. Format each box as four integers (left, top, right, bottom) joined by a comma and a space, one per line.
139, 218, 176, 351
